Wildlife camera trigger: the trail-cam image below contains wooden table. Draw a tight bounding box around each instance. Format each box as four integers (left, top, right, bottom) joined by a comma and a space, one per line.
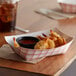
0, 0, 76, 76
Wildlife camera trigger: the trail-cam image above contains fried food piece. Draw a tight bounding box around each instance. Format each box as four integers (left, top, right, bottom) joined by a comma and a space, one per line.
57, 37, 64, 45
58, 37, 66, 45
47, 38, 55, 49
50, 30, 67, 46
34, 38, 55, 49
53, 36, 66, 47
13, 37, 20, 47
54, 37, 63, 47
35, 30, 67, 49
34, 39, 48, 49
49, 36, 57, 41
50, 30, 61, 38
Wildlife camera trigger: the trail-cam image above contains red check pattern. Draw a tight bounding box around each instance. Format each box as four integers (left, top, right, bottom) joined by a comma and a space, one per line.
12, 40, 72, 61
59, 3, 76, 13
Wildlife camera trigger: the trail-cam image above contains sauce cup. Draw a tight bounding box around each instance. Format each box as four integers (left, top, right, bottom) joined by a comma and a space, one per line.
16, 36, 39, 49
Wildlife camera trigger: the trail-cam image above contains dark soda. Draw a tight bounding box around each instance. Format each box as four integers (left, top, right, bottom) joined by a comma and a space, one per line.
0, 2, 17, 32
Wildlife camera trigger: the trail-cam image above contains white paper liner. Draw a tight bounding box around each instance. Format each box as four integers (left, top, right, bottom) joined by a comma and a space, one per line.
5, 28, 73, 61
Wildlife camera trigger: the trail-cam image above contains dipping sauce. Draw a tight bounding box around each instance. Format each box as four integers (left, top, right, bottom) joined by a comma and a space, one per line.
19, 40, 37, 45
16, 36, 39, 49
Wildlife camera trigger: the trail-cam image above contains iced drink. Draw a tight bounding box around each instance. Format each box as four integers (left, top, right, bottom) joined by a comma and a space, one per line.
0, 1, 18, 32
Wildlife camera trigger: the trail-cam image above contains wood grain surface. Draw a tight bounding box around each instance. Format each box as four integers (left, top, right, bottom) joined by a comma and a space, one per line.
0, 0, 76, 76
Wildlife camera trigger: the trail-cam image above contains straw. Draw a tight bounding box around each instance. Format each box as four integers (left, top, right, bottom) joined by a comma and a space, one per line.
15, 26, 30, 33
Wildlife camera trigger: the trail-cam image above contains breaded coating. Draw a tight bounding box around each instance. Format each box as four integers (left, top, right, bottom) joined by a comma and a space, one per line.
35, 30, 67, 49
34, 38, 55, 49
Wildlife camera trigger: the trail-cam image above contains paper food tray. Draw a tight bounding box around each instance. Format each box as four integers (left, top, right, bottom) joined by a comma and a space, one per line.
58, 0, 76, 13
58, 0, 76, 5
5, 28, 73, 61
0, 44, 45, 64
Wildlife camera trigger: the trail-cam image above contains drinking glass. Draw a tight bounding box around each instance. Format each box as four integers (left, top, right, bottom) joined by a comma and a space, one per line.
0, 0, 19, 32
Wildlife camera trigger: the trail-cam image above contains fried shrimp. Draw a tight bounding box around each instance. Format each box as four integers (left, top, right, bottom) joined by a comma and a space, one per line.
50, 30, 66, 46
46, 38, 55, 49
35, 30, 67, 49
50, 30, 60, 38
34, 39, 48, 49
34, 38, 55, 49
